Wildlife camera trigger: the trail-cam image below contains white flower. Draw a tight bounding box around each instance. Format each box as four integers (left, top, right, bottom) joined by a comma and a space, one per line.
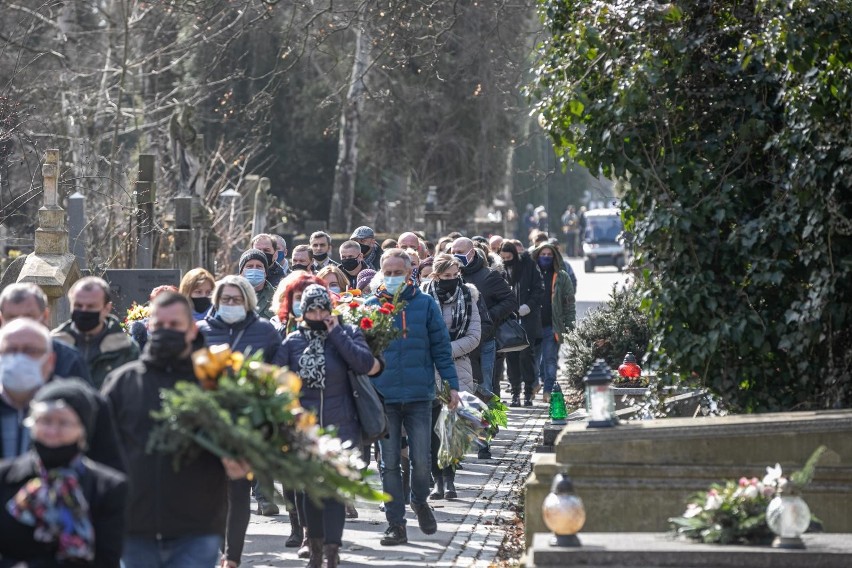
705, 491, 723, 511
763, 463, 783, 486
684, 503, 703, 518
743, 484, 759, 499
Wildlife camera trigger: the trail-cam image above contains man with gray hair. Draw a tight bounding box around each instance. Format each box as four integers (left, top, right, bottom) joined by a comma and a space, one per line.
0, 283, 91, 383
0, 317, 125, 470
52, 276, 139, 388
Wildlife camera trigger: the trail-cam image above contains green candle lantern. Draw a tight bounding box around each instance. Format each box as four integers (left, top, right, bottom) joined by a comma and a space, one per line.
549, 383, 568, 425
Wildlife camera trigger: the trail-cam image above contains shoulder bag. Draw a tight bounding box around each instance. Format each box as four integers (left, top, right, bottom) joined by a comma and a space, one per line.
495, 313, 529, 353
348, 369, 389, 445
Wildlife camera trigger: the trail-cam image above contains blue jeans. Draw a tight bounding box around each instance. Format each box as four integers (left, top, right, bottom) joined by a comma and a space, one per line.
379, 400, 432, 527
539, 326, 559, 393
122, 534, 222, 568
479, 338, 496, 393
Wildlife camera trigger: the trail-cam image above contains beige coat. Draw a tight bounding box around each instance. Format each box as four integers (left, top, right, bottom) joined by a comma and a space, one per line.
425, 283, 482, 394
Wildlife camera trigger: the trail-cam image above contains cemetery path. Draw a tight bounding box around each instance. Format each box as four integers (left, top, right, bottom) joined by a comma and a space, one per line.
241, 401, 549, 567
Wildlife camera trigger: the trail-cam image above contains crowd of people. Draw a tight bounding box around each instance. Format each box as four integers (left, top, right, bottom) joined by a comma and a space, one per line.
0, 224, 577, 567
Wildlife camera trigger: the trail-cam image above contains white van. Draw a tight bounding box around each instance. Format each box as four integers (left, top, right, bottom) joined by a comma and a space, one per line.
582, 208, 628, 272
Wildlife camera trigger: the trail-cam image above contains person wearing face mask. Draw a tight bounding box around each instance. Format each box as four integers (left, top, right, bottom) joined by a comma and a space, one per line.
196, 277, 279, 568
418, 257, 434, 283
499, 242, 545, 407
273, 285, 381, 567
102, 292, 251, 568
238, 248, 275, 319
127, 285, 179, 350
309, 231, 339, 272
274, 234, 291, 277
0, 379, 128, 567
290, 244, 314, 274
250, 233, 286, 288
531, 243, 576, 404
338, 240, 369, 289
52, 277, 140, 389
421, 254, 481, 501
316, 265, 350, 296
0, 283, 91, 384
270, 273, 327, 339
367, 249, 461, 547
179, 267, 216, 321
350, 226, 383, 270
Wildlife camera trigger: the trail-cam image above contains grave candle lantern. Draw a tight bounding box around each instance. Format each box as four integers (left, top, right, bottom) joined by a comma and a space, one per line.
542, 472, 585, 547
618, 352, 642, 381
583, 359, 617, 428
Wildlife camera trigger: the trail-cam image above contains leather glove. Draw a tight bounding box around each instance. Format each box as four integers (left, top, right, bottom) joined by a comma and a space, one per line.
518, 304, 531, 317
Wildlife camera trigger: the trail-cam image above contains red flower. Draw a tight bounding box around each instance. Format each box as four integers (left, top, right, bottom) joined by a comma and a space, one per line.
349, 301, 360, 309
360, 317, 374, 330
378, 308, 391, 315
382, 302, 395, 311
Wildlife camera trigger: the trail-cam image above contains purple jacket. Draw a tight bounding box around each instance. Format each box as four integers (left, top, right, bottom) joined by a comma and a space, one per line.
273, 324, 374, 445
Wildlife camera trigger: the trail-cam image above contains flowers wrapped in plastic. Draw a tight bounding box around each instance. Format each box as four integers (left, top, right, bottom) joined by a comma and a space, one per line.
147, 344, 388, 504
333, 291, 405, 357
433, 381, 508, 469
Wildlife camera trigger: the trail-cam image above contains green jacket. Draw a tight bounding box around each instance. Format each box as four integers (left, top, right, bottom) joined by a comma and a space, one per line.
532, 244, 576, 343
52, 314, 140, 388
255, 281, 275, 320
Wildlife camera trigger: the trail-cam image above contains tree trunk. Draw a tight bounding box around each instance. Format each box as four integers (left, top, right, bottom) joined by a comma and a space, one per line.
329, 22, 370, 233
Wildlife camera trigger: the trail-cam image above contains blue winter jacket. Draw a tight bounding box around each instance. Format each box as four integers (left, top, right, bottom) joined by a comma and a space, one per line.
197, 310, 279, 363
368, 285, 459, 403
273, 324, 374, 445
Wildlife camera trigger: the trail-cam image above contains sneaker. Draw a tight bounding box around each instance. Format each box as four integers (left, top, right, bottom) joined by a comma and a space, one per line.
411, 502, 437, 535
380, 524, 408, 546
345, 504, 359, 519
510, 394, 521, 407
478, 446, 492, 460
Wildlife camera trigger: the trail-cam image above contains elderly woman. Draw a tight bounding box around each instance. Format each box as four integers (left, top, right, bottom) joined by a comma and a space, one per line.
0, 378, 128, 567
273, 285, 381, 568
179, 267, 216, 321
196, 275, 279, 568
421, 253, 481, 500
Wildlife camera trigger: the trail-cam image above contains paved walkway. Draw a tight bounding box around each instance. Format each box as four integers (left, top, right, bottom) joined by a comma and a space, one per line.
240, 401, 549, 567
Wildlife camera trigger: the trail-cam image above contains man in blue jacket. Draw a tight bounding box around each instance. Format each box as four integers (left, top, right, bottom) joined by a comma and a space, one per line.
370, 248, 461, 546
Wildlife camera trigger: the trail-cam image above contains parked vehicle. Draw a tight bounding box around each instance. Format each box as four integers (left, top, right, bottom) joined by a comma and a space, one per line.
582, 208, 628, 272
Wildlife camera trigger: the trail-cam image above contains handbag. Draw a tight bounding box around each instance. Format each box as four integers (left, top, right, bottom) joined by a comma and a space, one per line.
348, 370, 389, 445
495, 314, 529, 353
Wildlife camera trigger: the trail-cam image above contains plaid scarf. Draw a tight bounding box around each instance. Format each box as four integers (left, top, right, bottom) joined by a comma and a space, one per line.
423, 279, 472, 342
6, 455, 95, 562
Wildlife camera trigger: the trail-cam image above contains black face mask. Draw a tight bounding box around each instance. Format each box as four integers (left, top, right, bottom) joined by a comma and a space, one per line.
436, 277, 460, 296
264, 252, 275, 267
341, 258, 360, 272
313, 252, 328, 262
34, 441, 81, 469
148, 328, 190, 360
191, 296, 212, 314
359, 243, 372, 255
503, 258, 516, 268
71, 310, 101, 333
304, 319, 327, 332
292, 264, 309, 272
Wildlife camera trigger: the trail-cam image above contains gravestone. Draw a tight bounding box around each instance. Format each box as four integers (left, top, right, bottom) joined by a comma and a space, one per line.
102, 269, 181, 319
135, 155, 156, 269
67, 191, 87, 269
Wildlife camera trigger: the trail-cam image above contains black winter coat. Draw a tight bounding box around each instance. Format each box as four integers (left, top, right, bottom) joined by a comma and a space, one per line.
0, 452, 127, 568
197, 310, 279, 362
507, 252, 545, 340
460, 253, 518, 341
273, 324, 374, 445
101, 353, 228, 539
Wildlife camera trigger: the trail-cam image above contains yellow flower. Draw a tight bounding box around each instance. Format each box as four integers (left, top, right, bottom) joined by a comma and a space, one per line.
275, 369, 302, 394
294, 409, 317, 430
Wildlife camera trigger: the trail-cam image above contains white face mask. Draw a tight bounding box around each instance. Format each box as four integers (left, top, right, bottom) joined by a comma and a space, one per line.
217, 304, 247, 324
0, 353, 47, 394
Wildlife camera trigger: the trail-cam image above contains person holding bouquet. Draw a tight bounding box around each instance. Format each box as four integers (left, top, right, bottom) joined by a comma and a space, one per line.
421, 253, 482, 499
273, 285, 382, 568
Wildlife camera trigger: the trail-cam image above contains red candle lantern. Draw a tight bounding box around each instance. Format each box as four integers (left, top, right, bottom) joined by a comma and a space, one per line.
618, 352, 642, 381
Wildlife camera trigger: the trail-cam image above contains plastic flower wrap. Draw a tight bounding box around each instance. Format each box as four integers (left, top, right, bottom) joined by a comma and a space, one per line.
147, 346, 388, 504
333, 291, 405, 357
121, 302, 150, 332
668, 446, 825, 545
434, 382, 493, 469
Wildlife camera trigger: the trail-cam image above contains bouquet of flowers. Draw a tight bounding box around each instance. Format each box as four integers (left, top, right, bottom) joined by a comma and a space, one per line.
147, 344, 388, 504
434, 382, 501, 469
334, 290, 406, 357
668, 446, 825, 545
121, 302, 149, 332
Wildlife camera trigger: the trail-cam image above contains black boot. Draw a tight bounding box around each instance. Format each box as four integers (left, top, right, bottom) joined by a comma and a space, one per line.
306, 538, 324, 568
323, 544, 340, 568
429, 477, 445, 500
444, 476, 457, 499
510, 393, 520, 407
285, 511, 303, 547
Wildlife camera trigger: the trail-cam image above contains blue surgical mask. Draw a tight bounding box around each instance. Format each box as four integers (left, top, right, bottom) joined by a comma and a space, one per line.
292, 302, 303, 318
329, 285, 341, 294
453, 252, 470, 267
384, 275, 406, 295
243, 268, 266, 287
537, 255, 554, 269
217, 304, 246, 324
276, 251, 286, 264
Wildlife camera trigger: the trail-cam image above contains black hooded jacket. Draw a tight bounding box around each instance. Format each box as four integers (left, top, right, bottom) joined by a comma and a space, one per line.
460, 252, 518, 341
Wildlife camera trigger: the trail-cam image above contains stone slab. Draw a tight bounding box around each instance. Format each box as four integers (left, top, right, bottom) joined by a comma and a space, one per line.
102, 269, 182, 317
527, 532, 852, 567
